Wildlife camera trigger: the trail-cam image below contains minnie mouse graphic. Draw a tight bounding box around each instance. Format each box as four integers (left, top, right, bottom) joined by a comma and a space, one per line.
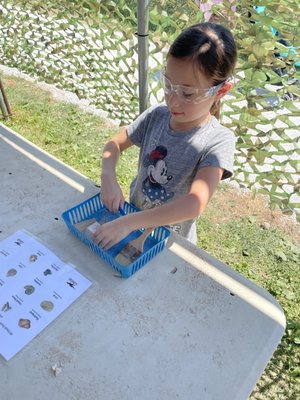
142, 145, 174, 209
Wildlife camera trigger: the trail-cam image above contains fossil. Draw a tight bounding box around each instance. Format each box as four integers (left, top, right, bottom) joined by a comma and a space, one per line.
43, 269, 52, 276
18, 318, 31, 329
24, 285, 35, 295
1, 302, 11, 312
29, 254, 38, 262
6, 268, 17, 277
40, 300, 54, 312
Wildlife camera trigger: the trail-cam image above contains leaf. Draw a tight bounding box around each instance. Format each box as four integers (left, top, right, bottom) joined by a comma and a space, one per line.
179, 13, 189, 22
248, 54, 257, 62
290, 244, 300, 255
264, 41, 275, 51
274, 251, 287, 261
252, 70, 267, 83
248, 216, 257, 224
252, 44, 268, 59
72, 143, 80, 151
284, 291, 295, 300
287, 321, 300, 331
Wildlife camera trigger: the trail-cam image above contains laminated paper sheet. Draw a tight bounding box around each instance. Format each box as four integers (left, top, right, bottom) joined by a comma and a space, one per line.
0, 230, 92, 361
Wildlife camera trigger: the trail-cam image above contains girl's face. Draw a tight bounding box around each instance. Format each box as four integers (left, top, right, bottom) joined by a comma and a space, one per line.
164, 56, 220, 132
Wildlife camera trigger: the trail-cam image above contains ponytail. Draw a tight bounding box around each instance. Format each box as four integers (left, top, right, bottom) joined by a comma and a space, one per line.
210, 99, 221, 119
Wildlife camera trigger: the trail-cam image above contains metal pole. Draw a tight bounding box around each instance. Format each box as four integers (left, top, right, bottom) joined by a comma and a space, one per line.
0, 84, 9, 118
137, 0, 149, 114
0, 77, 12, 117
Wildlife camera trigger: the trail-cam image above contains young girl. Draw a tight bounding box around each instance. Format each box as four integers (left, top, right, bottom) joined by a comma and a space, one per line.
94, 22, 237, 250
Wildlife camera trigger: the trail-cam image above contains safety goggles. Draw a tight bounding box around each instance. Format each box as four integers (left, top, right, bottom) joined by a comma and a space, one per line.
161, 69, 226, 104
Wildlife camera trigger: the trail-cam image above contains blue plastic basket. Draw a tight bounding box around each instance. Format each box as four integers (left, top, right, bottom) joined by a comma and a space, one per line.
61, 193, 170, 278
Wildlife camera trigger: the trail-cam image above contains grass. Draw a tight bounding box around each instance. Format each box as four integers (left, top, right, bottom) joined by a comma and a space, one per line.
1, 73, 300, 399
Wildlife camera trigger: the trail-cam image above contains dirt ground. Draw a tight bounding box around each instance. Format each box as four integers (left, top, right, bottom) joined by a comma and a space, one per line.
208, 185, 300, 244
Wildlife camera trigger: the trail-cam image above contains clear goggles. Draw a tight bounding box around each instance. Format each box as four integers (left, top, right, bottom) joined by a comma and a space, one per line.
161, 69, 227, 104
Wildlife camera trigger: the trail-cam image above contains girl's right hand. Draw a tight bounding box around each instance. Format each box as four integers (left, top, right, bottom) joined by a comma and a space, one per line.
100, 175, 125, 213
93, 216, 132, 250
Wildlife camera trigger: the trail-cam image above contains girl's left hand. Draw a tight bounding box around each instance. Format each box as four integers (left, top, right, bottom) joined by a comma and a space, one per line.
93, 217, 132, 250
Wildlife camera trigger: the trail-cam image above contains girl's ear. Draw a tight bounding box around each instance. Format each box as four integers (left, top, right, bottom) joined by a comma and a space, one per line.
216, 81, 232, 99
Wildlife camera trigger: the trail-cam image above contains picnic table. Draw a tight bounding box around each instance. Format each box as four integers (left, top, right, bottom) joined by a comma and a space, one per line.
0, 123, 285, 400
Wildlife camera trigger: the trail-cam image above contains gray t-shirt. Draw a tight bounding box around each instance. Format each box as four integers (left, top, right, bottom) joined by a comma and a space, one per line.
127, 104, 236, 243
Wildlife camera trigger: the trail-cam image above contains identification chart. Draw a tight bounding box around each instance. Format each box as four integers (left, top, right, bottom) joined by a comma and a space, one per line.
0, 230, 92, 361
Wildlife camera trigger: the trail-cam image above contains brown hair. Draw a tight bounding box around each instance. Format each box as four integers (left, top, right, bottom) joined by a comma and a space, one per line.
168, 22, 237, 119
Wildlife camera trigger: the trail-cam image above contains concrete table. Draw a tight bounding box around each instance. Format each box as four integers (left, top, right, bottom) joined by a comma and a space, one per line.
0, 123, 286, 400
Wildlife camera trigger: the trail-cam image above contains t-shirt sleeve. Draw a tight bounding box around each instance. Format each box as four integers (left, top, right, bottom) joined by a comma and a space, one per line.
126, 104, 159, 147
198, 130, 236, 180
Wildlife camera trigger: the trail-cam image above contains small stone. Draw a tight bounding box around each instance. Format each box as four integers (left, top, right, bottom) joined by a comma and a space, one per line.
260, 222, 271, 230
51, 363, 63, 377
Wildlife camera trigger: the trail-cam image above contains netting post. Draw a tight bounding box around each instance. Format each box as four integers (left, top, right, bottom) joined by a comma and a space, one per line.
137, 0, 150, 115
0, 77, 11, 118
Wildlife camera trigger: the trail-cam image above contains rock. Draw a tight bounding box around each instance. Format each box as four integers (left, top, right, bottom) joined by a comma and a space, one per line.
260, 222, 271, 230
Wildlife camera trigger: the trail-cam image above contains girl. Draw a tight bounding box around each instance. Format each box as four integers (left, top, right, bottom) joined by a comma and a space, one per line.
94, 22, 237, 249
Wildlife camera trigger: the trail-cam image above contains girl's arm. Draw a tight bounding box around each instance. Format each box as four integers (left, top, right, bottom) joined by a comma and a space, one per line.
94, 165, 223, 249
100, 127, 133, 212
